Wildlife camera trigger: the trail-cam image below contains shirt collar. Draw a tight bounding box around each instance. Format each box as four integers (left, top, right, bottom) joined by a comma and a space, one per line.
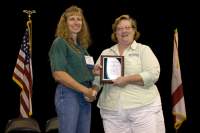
110, 40, 138, 54
130, 40, 137, 50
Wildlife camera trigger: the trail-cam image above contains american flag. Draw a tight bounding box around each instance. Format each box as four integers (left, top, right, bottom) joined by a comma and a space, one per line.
12, 24, 33, 118
171, 29, 186, 130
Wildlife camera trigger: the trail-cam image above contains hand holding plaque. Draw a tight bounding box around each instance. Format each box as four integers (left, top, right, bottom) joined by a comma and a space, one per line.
100, 55, 124, 83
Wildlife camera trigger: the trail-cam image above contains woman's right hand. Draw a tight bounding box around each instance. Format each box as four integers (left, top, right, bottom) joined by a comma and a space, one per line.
92, 64, 102, 76
84, 88, 97, 102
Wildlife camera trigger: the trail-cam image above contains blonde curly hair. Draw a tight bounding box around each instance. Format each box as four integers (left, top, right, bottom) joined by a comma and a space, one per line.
55, 5, 91, 49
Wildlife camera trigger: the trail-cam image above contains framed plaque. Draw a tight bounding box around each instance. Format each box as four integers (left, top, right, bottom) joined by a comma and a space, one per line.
100, 55, 124, 83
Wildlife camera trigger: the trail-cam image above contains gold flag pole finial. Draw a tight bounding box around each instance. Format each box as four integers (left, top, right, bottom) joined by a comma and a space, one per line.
23, 10, 36, 20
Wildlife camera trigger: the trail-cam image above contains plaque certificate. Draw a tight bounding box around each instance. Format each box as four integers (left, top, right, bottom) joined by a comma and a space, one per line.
100, 55, 124, 83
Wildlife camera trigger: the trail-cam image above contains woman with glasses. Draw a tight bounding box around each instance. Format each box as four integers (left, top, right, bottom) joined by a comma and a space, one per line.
92, 14, 165, 133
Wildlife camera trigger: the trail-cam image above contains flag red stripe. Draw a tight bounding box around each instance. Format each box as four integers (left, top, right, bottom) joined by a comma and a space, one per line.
13, 73, 30, 95
172, 84, 183, 106
20, 94, 29, 112
15, 63, 24, 73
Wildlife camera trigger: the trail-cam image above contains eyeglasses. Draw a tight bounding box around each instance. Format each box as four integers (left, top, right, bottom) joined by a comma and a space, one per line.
116, 26, 133, 31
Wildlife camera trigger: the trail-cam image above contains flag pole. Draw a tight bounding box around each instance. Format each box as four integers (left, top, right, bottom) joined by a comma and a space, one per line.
22, 10, 36, 116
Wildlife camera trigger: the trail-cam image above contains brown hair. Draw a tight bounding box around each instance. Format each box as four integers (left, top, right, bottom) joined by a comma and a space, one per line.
111, 14, 140, 42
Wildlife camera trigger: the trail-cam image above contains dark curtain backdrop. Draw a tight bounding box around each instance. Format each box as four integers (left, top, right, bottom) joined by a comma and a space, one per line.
0, 0, 199, 133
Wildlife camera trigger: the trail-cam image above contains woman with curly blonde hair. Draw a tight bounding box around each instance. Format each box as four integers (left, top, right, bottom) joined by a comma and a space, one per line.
49, 5, 97, 133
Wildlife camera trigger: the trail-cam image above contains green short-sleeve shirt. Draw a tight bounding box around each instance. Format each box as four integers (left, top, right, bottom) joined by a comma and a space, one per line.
49, 37, 94, 83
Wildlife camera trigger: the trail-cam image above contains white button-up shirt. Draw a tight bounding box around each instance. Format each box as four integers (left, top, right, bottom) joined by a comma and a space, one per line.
93, 40, 161, 110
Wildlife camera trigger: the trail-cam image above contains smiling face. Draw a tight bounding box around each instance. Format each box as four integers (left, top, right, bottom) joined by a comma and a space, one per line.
116, 19, 135, 45
67, 15, 83, 34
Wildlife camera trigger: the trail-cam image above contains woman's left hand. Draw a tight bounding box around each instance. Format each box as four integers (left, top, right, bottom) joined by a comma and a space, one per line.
112, 76, 128, 87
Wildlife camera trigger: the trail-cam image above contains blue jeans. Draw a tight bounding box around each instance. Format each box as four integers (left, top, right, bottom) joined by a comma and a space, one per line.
55, 83, 91, 133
